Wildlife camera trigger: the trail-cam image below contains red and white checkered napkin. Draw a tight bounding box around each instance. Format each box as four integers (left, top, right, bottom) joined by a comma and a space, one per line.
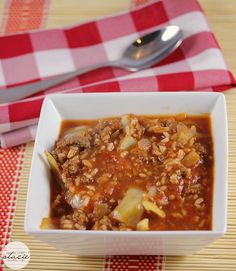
0, 0, 235, 148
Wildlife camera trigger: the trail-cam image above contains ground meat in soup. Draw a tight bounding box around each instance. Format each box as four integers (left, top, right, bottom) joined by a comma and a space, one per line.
42, 113, 214, 231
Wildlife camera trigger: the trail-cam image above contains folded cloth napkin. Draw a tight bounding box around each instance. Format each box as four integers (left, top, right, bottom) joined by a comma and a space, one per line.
0, 0, 235, 148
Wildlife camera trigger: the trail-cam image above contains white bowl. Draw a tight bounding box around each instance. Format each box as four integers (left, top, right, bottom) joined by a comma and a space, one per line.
25, 92, 228, 256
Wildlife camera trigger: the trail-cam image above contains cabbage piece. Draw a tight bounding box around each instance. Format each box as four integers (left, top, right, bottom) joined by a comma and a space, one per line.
45, 150, 60, 175
177, 123, 196, 145
118, 135, 136, 151
121, 114, 130, 134
45, 150, 64, 190
64, 125, 88, 139
137, 218, 149, 231
142, 199, 166, 218
113, 187, 144, 228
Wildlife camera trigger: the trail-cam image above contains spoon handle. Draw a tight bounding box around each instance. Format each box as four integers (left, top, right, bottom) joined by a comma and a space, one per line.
0, 61, 118, 104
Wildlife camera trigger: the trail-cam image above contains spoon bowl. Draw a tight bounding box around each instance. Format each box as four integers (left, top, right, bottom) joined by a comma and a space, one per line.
120, 26, 183, 71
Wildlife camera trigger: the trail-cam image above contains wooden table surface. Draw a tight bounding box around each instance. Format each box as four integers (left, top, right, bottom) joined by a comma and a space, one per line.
2, 0, 236, 270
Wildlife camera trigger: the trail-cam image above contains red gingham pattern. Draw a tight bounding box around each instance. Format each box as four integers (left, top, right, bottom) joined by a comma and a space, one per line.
0, 0, 235, 142
0, 124, 37, 149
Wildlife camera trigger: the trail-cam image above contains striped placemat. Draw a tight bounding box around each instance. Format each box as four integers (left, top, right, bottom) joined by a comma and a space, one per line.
1, 0, 236, 270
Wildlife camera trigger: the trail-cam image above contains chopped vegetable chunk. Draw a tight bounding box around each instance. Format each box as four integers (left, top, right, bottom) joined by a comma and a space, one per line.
137, 218, 149, 231
182, 151, 200, 167
118, 135, 136, 151
113, 187, 144, 227
142, 199, 166, 218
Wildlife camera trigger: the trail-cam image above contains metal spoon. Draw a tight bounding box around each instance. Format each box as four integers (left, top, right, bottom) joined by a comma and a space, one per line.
0, 25, 182, 103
